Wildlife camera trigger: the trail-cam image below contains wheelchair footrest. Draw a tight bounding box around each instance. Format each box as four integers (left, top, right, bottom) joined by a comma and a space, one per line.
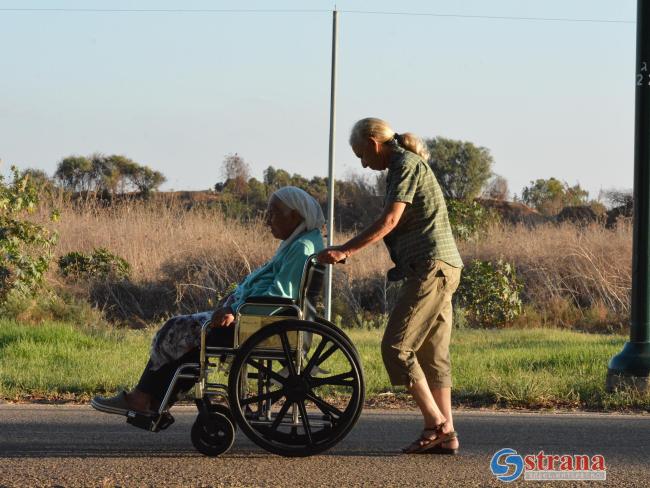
126, 411, 175, 432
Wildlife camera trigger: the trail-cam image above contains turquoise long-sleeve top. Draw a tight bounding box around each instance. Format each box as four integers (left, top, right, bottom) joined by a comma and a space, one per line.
230, 229, 324, 312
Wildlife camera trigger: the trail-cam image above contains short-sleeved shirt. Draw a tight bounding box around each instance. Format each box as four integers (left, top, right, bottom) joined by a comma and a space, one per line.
383, 144, 463, 272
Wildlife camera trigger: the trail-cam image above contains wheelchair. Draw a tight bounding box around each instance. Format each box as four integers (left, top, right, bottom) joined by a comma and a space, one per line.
125, 255, 365, 457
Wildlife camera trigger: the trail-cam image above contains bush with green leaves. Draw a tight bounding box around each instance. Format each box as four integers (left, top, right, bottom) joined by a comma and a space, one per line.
58, 248, 131, 281
456, 259, 523, 327
447, 199, 499, 242
0, 166, 58, 302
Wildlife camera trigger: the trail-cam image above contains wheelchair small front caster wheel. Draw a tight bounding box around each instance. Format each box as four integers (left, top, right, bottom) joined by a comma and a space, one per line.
191, 411, 235, 457
209, 403, 237, 431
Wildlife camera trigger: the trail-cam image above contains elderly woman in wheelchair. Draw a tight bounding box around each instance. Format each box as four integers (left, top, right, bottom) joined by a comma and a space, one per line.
91, 186, 365, 457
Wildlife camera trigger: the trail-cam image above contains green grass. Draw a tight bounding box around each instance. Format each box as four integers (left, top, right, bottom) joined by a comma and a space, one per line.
1, 319, 648, 410
348, 328, 649, 410
0, 320, 151, 401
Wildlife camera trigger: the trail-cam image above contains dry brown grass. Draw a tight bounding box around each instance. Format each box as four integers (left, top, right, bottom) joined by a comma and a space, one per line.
35, 199, 277, 322
34, 198, 633, 330
460, 222, 632, 312
459, 222, 632, 329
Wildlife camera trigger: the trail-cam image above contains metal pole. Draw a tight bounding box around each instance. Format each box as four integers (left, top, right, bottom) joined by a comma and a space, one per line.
324, 9, 338, 321
606, 0, 650, 392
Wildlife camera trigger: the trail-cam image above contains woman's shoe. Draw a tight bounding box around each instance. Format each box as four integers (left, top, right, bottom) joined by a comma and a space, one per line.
90, 391, 131, 416
402, 423, 457, 454
426, 439, 460, 455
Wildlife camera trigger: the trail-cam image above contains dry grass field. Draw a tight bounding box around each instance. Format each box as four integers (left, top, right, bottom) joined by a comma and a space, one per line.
22, 197, 632, 331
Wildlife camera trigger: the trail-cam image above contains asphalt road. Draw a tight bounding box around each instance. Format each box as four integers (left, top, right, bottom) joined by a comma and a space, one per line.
0, 404, 648, 487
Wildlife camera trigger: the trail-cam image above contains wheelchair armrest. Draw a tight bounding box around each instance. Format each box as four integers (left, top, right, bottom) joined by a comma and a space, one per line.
242, 296, 297, 306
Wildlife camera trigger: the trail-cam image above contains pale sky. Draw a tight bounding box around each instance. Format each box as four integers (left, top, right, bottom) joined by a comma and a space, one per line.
0, 0, 638, 200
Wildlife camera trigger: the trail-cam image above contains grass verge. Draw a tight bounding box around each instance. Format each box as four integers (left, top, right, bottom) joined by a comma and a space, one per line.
0, 320, 648, 411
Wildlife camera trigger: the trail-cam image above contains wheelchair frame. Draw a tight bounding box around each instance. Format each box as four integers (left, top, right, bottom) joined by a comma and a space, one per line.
126, 255, 365, 458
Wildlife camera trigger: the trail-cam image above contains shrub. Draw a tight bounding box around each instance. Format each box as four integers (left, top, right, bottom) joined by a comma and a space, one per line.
447, 199, 498, 242
0, 166, 58, 303
456, 259, 523, 327
58, 248, 131, 280
1, 289, 104, 325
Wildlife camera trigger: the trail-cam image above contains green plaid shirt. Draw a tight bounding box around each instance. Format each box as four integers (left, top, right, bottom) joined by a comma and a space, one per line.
383, 144, 463, 272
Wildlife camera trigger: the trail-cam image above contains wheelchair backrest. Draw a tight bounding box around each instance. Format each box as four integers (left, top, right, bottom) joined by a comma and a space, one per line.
298, 255, 325, 320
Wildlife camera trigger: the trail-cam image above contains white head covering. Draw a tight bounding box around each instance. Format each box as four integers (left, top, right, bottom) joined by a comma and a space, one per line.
272, 186, 325, 253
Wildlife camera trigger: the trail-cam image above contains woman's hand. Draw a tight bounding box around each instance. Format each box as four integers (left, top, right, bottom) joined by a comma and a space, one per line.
317, 247, 349, 265
210, 306, 235, 328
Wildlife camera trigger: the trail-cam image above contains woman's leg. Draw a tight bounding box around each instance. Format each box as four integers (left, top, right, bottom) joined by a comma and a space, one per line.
431, 387, 458, 449
381, 272, 448, 428
381, 262, 460, 451
129, 323, 236, 411
408, 378, 447, 428
417, 265, 462, 449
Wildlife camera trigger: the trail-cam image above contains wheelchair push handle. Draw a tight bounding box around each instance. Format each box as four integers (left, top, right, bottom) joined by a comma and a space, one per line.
311, 251, 346, 266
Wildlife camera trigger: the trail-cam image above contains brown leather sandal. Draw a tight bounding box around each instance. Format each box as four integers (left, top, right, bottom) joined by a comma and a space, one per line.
401, 423, 458, 454
426, 437, 460, 455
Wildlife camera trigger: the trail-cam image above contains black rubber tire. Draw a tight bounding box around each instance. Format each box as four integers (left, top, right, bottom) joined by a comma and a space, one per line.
190, 411, 235, 457
208, 403, 237, 432
228, 319, 364, 457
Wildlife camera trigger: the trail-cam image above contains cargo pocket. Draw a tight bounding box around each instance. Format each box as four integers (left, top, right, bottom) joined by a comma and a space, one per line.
438, 262, 461, 295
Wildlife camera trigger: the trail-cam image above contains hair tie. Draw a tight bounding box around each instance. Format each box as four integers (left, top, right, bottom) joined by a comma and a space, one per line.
393, 132, 400, 141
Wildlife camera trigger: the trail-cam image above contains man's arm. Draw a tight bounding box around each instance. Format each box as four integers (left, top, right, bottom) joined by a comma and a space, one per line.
318, 201, 406, 264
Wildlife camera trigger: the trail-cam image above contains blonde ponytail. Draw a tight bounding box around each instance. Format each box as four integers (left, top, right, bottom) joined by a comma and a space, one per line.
349, 117, 430, 161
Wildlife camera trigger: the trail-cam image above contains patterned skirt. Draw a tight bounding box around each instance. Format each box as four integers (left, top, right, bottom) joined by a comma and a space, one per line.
149, 311, 214, 370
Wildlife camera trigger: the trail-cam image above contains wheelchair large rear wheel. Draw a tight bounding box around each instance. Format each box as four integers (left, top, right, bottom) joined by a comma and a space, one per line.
228, 320, 364, 457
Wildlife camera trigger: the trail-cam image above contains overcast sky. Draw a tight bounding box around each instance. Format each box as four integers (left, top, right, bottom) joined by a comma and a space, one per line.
0, 0, 638, 199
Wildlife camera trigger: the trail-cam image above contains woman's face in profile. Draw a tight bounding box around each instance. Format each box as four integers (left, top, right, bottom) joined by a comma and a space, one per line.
265, 197, 303, 240
352, 139, 385, 171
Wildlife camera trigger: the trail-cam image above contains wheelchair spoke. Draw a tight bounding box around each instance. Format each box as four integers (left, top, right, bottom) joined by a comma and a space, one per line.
310, 370, 356, 388
305, 392, 343, 419
297, 400, 313, 444
241, 388, 284, 406
304, 337, 329, 375
279, 331, 297, 377
314, 343, 338, 368
270, 400, 292, 431
247, 359, 287, 385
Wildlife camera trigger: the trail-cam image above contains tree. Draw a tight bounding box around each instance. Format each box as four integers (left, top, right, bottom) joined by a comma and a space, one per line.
89, 153, 123, 197
220, 154, 250, 196
481, 174, 509, 201
247, 177, 269, 209
130, 165, 166, 197
54, 153, 166, 197
109, 155, 139, 193
54, 155, 93, 192
263, 165, 291, 190
602, 188, 633, 210
426, 137, 494, 201
521, 178, 589, 216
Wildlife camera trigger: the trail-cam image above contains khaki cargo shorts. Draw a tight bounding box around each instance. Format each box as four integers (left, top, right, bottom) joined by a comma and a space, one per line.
381, 259, 461, 388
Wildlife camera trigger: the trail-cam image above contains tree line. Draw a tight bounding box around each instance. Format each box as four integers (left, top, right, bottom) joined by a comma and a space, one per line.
216, 137, 610, 223
48, 153, 166, 197
12, 135, 622, 220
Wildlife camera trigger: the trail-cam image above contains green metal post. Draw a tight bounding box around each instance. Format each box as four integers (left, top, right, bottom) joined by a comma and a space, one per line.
606, 0, 650, 392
